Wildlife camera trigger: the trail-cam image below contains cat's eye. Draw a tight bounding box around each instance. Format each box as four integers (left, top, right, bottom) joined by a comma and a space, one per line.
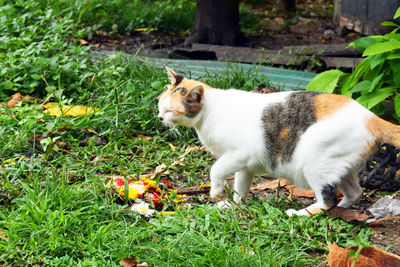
165, 109, 184, 115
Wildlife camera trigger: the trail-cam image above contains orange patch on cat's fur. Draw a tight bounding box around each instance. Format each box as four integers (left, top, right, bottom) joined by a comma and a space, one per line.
280, 127, 289, 139
366, 116, 400, 148
314, 94, 352, 120
179, 79, 210, 92
169, 91, 186, 114
160, 79, 210, 103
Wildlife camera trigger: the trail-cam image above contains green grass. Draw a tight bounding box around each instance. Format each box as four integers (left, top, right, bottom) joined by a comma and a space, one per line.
0, 58, 372, 266
0, 1, 373, 266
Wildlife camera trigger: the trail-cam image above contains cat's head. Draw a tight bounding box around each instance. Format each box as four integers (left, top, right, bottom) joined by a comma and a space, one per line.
158, 67, 207, 127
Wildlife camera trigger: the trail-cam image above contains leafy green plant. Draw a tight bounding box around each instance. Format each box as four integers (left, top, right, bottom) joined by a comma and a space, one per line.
307, 7, 400, 119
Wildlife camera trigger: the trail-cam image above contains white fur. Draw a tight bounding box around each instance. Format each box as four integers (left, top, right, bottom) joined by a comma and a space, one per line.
159, 87, 375, 216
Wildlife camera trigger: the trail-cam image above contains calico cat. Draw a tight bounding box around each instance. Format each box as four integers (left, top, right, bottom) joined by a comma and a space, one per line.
158, 67, 400, 216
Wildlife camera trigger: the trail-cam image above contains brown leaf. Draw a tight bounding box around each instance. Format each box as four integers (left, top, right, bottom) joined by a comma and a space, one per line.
328, 206, 370, 222
119, 256, 137, 267
328, 243, 376, 267
84, 128, 99, 135
367, 216, 400, 227
7, 93, 22, 108
285, 185, 315, 198
274, 17, 285, 25
137, 134, 151, 141
79, 39, 89, 45
328, 242, 400, 267
251, 178, 290, 190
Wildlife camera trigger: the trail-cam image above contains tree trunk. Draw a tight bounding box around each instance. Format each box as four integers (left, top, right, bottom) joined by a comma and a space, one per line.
284, 0, 296, 12
186, 0, 244, 46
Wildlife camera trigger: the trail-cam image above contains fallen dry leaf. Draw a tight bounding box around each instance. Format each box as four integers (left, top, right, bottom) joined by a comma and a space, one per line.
367, 216, 400, 227
274, 17, 285, 25
328, 206, 370, 222
286, 184, 315, 198
251, 178, 290, 190
79, 39, 89, 45
7, 93, 22, 108
328, 242, 400, 267
137, 134, 151, 141
84, 128, 99, 135
119, 256, 136, 267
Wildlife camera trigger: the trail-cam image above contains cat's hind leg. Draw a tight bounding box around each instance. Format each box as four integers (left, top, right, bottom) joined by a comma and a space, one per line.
286, 183, 338, 217
337, 171, 363, 208
233, 169, 254, 204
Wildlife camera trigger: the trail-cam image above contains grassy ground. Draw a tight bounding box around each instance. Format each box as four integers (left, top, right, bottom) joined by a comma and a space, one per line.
1, 1, 373, 266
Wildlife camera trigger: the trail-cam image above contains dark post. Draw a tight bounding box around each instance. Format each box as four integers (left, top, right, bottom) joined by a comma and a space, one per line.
186, 0, 244, 46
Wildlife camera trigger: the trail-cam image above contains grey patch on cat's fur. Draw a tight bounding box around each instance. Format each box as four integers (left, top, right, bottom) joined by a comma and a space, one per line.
262, 91, 320, 169
171, 87, 187, 95
321, 184, 339, 207
183, 85, 204, 118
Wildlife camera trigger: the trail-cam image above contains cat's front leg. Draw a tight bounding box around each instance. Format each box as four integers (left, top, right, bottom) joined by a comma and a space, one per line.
209, 152, 246, 199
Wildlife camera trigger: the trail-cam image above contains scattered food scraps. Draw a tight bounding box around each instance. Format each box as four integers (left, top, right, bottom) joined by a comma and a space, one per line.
107, 177, 159, 200
43, 102, 98, 117
130, 201, 156, 217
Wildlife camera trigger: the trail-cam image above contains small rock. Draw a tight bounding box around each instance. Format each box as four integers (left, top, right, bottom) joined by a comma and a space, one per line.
323, 29, 336, 40
368, 197, 400, 218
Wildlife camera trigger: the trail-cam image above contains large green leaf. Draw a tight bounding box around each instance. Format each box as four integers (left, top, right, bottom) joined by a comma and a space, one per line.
395, 7, 400, 19
369, 73, 384, 92
306, 69, 343, 93
390, 59, 400, 86
351, 80, 372, 93
387, 52, 400, 59
382, 21, 400, 27
368, 53, 387, 69
395, 94, 400, 117
363, 41, 400, 56
349, 37, 379, 52
341, 60, 370, 97
356, 86, 396, 109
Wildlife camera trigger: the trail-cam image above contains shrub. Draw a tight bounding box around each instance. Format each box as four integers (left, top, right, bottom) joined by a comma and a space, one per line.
306, 8, 400, 120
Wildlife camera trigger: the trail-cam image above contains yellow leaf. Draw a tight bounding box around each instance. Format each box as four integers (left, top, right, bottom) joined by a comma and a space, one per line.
43, 102, 98, 117
2, 156, 28, 165
134, 27, 157, 32
168, 143, 176, 152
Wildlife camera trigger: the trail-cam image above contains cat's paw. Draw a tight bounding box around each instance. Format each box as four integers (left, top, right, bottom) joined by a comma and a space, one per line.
285, 208, 311, 217
210, 187, 223, 199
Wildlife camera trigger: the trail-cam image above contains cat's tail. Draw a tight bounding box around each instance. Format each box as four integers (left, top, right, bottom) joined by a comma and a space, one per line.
369, 116, 400, 147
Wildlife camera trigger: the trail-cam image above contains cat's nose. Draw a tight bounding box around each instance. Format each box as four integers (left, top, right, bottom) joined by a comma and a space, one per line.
158, 116, 164, 122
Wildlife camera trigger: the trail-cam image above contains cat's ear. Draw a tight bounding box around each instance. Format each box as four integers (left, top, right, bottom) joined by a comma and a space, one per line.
185, 85, 204, 104
165, 67, 183, 86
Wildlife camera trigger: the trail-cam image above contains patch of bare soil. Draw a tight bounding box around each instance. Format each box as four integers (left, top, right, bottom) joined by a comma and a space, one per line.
89, 0, 362, 59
